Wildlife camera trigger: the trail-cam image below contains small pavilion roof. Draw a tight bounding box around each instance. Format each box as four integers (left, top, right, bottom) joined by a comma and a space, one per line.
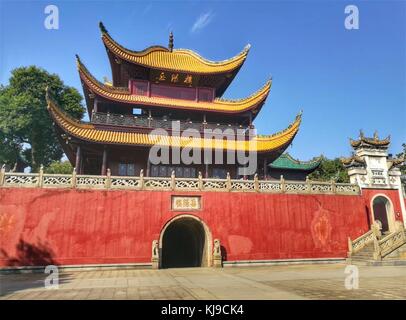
341, 155, 366, 168
269, 153, 321, 171
350, 130, 390, 148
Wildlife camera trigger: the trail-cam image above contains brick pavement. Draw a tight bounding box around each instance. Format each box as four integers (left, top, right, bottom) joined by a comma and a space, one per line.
0, 263, 405, 300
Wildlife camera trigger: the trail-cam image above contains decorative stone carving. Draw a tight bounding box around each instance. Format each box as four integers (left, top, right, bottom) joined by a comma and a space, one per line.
151, 240, 159, 269
394, 220, 404, 232
371, 220, 382, 239
1, 171, 360, 195
213, 239, 222, 268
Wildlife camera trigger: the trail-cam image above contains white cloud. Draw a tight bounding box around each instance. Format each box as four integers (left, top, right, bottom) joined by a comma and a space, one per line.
190, 11, 214, 33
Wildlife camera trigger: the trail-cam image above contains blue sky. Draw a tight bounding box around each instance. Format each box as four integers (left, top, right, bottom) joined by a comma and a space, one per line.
0, 0, 405, 160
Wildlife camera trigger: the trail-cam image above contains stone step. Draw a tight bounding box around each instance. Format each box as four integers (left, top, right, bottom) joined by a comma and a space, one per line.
352, 253, 374, 258
350, 259, 406, 266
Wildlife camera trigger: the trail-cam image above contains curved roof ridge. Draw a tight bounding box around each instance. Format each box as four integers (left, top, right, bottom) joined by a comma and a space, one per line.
215, 79, 271, 104
172, 44, 251, 66
256, 111, 302, 140
46, 87, 94, 130
76, 55, 129, 94
281, 152, 322, 165
99, 21, 249, 74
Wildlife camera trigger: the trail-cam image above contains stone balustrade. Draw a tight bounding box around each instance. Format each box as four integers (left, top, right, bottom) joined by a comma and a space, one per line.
0, 166, 360, 195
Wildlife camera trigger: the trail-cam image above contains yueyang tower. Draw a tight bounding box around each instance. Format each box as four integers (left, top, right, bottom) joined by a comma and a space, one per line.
47, 22, 308, 179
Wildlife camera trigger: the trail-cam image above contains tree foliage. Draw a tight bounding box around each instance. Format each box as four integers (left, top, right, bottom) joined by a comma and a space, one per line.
44, 160, 73, 174
0, 66, 84, 172
395, 143, 406, 189
308, 156, 350, 183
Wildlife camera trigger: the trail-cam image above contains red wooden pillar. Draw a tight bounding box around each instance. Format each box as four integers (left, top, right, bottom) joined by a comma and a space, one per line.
93, 97, 98, 113
146, 159, 151, 177
101, 147, 108, 176
75, 145, 81, 174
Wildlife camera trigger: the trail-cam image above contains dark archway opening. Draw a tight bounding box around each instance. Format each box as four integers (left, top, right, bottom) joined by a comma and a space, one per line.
372, 196, 390, 233
162, 218, 205, 268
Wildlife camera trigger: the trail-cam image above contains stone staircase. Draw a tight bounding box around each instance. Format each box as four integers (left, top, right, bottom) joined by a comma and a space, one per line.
347, 220, 406, 266
350, 243, 375, 262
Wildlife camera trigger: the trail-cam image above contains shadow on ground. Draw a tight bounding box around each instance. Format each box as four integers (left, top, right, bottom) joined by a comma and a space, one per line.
0, 239, 71, 297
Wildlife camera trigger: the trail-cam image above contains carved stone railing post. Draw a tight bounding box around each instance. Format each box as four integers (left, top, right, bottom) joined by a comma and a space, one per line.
171, 170, 175, 190
71, 168, 77, 188
347, 237, 353, 258
151, 240, 159, 269
0, 164, 6, 186
105, 168, 111, 189
226, 172, 231, 191
331, 179, 336, 193
254, 173, 259, 192
371, 220, 382, 239
395, 220, 404, 232
139, 169, 144, 190
373, 236, 382, 261
280, 175, 286, 193
306, 176, 311, 193
38, 165, 44, 187
213, 239, 222, 268
198, 171, 203, 190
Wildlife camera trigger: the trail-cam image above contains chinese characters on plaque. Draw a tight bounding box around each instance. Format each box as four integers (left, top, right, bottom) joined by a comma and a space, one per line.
171, 196, 201, 211
151, 70, 197, 87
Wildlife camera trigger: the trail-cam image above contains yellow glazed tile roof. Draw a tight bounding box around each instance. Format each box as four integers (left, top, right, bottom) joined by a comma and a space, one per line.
77, 57, 271, 113
100, 22, 249, 75
47, 91, 301, 153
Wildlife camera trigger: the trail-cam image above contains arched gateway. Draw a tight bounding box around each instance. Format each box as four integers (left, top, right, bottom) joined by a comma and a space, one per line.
372, 195, 395, 233
160, 215, 212, 268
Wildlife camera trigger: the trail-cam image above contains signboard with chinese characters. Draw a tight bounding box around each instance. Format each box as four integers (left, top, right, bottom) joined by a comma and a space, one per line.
150, 70, 199, 87
171, 196, 201, 211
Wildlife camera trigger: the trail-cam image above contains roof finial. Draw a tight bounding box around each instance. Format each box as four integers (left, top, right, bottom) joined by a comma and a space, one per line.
359, 129, 364, 139
168, 31, 174, 52
75, 54, 81, 69
99, 21, 108, 34
373, 130, 379, 140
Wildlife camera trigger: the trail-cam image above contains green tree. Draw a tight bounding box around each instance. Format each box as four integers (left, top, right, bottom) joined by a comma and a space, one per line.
308, 156, 350, 183
44, 160, 73, 174
0, 66, 84, 172
395, 143, 406, 188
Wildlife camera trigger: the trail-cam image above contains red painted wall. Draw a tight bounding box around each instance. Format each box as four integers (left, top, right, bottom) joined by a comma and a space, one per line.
0, 188, 375, 267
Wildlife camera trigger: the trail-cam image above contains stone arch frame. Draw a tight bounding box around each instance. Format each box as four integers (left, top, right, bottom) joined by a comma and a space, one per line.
158, 214, 213, 268
370, 194, 396, 233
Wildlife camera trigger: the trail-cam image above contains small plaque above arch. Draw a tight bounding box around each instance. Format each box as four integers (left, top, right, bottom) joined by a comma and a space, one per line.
171, 196, 201, 211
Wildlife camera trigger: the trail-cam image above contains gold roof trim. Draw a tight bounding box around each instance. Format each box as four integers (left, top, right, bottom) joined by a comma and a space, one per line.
47, 93, 300, 152
100, 22, 250, 74
77, 56, 271, 113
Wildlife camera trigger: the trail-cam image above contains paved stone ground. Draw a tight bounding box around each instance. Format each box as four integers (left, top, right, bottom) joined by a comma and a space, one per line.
0, 263, 405, 300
